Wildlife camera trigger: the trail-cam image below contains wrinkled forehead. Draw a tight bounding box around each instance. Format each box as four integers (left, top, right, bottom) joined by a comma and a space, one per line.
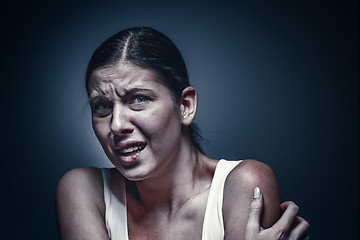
88, 62, 163, 97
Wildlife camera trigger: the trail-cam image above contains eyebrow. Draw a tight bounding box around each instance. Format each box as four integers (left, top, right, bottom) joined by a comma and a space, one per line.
119, 88, 153, 98
89, 88, 154, 102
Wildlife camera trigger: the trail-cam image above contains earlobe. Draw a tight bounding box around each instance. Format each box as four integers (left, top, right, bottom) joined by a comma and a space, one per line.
180, 86, 197, 126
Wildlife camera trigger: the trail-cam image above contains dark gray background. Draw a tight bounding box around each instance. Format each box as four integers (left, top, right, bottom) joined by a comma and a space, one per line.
2, 0, 358, 239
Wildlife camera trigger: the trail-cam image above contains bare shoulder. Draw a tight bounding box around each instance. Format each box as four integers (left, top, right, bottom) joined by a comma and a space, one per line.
225, 159, 278, 192
56, 167, 104, 208
57, 167, 104, 192
223, 160, 281, 239
56, 167, 110, 240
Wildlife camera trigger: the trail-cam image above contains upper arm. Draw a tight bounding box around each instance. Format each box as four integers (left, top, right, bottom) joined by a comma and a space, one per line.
56, 167, 110, 240
223, 160, 281, 239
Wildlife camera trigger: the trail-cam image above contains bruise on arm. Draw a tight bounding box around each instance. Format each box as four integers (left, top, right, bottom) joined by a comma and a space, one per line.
222, 160, 281, 239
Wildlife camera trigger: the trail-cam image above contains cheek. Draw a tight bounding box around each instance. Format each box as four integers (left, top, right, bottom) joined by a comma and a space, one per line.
142, 106, 182, 144
92, 119, 110, 144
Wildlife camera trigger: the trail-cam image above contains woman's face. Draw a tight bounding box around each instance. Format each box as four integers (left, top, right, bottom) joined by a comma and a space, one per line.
88, 62, 184, 181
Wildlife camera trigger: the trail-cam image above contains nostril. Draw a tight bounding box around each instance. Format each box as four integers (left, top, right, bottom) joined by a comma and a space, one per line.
112, 128, 134, 144
112, 128, 134, 137
121, 128, 134, 134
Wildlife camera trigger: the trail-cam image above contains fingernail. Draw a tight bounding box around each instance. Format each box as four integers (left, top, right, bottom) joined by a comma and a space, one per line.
253, 187, 261, 199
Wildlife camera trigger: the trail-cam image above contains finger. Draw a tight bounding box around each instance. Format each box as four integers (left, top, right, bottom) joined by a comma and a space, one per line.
271, 201, 299, 238
245, 187, 263, 238
280, 201, 299, 212
288, 216, 310, 240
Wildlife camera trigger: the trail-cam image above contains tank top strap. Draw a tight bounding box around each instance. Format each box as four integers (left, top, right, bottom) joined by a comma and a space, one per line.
102, 168, 129, 240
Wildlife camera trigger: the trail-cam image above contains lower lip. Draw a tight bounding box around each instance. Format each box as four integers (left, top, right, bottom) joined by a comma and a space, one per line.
117, 148, 144, 167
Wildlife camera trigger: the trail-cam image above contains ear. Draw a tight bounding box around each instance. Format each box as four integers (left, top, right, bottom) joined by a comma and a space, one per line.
180, 86, 197, 126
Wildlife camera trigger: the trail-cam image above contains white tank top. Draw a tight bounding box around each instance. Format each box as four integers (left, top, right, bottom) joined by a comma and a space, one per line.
102, 159, 242, 240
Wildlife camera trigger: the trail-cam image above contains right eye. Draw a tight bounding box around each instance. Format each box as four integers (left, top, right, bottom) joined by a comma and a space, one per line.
91, 102, 113, 117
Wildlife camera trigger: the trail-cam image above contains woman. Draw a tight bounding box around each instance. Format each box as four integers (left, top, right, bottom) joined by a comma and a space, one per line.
56, 27, 309, 240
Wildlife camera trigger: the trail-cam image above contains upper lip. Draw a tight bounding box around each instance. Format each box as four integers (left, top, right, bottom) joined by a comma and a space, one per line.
113, 141, 147, 152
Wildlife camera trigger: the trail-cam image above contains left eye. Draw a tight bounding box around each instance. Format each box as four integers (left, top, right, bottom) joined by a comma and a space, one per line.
132, 96, 148, 103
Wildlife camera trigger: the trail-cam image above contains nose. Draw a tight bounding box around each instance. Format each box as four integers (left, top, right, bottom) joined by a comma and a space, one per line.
110, 103, 134, 135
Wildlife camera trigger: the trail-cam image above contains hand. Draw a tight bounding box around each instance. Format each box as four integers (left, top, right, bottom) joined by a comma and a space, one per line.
245, 187, 310, 240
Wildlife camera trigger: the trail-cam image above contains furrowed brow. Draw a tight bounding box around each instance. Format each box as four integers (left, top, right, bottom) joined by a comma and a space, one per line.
118, 88, 153, 98
89, 95, 108, 104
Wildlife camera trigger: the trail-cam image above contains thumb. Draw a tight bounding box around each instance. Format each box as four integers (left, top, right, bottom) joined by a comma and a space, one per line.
245, 187, 264, 238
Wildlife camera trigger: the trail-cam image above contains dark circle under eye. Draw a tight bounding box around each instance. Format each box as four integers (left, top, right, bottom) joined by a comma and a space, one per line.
92, 102, 112, 117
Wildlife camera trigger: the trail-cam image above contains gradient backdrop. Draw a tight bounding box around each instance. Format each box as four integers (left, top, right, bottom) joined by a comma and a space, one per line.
2, 0, 358, 239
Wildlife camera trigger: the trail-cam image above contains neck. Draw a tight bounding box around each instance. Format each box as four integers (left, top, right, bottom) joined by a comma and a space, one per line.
133, 140, 211, 217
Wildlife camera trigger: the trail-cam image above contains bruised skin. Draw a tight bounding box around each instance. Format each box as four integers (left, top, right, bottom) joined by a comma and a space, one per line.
223, 159, 281, 240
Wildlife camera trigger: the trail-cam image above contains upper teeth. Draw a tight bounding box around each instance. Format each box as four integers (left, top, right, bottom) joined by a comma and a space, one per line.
121, 146, 141, 154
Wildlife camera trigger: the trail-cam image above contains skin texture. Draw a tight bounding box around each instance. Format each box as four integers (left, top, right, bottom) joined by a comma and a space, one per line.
223, 160, 281, 239
56, 167, 109, 239
56, 62, 294, 239
88, 62, 189, 182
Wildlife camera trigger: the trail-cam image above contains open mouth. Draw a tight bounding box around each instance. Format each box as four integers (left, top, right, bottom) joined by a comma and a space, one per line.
116, 143, 146, 156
